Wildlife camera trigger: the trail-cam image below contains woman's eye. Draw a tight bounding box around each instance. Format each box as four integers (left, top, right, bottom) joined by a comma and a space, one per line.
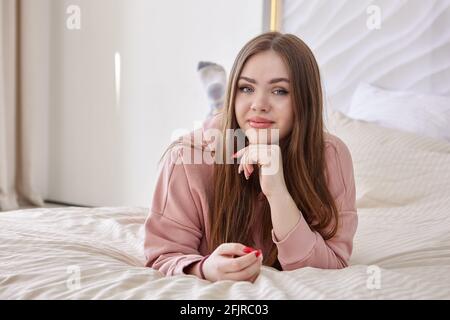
238, 86, 288, 95
273, 89, 288, 96
239, 86, 253, 93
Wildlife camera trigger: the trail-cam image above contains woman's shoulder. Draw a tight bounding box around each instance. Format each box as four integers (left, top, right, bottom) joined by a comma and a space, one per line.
161, 131, 215, 186
323, 132, 353, 166
324, 132, 350, 153
323, 132, 355, 197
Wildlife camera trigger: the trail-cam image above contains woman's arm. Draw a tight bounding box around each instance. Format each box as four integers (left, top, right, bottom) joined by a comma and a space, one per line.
267, 137, 358, 270
267, 192, 301, 242
144, 147, 206, 276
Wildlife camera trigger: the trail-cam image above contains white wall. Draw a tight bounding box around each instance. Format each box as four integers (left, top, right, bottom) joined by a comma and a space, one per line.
41, 0, 264, 207
282, 0, 450, 113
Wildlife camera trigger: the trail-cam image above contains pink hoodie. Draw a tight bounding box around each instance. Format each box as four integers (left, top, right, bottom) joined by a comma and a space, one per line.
144, 113, 358, 277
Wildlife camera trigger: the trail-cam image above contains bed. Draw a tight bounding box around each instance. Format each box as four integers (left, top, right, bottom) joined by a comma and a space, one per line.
2, 0, 450, 300
1, 110, 449, 299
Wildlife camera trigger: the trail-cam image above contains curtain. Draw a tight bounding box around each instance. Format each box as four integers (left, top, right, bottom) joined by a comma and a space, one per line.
0, 0, 44, 211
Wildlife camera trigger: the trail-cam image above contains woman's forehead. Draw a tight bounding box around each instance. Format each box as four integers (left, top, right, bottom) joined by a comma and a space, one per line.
241, 51, 289, 80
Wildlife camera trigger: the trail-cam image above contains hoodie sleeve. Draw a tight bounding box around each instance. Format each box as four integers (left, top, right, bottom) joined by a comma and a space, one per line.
271, 136, 358, 270
144, 147, 205, 276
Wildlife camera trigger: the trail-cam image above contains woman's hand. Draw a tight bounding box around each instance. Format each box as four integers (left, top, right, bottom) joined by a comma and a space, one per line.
202, 243, 263, 282
233, 144, 288, 199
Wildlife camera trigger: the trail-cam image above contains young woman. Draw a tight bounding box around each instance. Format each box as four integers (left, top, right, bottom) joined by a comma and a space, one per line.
144, 32, 358, 283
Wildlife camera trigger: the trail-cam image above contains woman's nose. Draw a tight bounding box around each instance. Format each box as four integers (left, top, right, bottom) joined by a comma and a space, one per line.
250, 93, 270, 112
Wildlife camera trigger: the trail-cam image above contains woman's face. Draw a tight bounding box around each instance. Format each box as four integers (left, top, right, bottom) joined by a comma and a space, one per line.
235, 50, 294, 144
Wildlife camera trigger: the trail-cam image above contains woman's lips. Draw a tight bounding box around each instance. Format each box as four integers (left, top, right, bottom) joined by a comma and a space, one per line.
248, 120, 274, 129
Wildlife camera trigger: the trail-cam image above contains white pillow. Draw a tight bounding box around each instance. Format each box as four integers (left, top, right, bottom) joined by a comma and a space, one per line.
346, 83, 450, 143
326, 110, 450, 209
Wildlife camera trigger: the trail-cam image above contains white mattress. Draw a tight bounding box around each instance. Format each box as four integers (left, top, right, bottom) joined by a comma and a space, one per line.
1, 112, 449, 299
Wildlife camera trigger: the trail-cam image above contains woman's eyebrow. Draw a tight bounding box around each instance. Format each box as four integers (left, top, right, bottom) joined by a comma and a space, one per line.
239, 76, 290, 84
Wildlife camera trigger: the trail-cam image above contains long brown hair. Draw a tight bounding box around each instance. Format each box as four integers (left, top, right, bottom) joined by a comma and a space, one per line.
161, 32, 339, 270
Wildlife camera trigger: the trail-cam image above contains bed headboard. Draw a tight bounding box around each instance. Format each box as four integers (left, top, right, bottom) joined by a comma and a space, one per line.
281, 0, 450, 113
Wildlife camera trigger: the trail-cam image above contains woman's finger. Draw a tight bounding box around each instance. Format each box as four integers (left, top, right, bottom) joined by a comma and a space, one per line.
245, 163, 254, 178
247, 254, 263, 282
240, 152, 249, 179
248, 164, 254, 176
217, 243, 250, 257
222, 250, 259, 273
243, 163, 249, 178
233, 146, 248, 159
224, 258, 261, 282
236, 147, 260, 179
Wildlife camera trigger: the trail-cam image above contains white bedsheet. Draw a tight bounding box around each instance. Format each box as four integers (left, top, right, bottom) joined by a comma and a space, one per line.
1, 112, 449, 299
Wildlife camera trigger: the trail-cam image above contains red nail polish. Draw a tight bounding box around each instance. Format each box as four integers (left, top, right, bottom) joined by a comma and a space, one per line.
243, 246, 256, 253
256, 249, 262, 257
